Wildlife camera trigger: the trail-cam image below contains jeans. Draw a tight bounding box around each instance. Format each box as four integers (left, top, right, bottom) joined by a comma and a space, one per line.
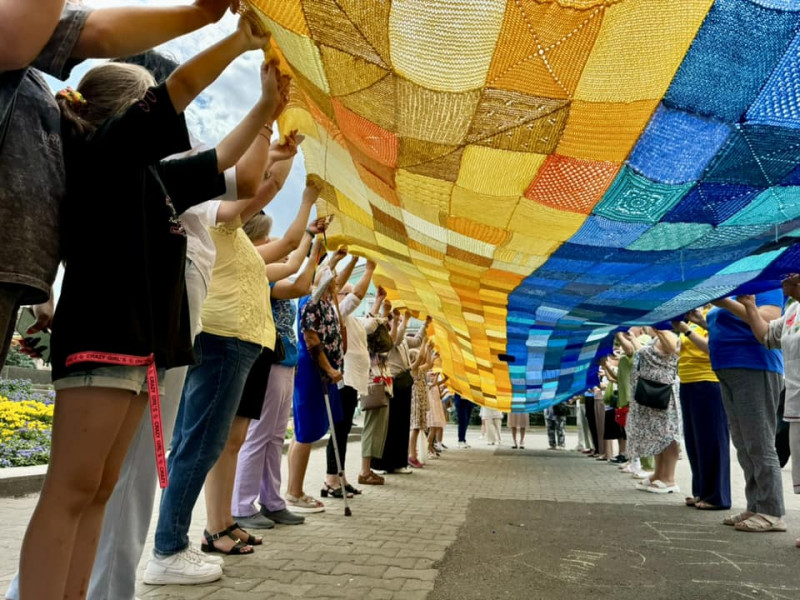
455, 396, 474, 442
232, 364, 295, 517
547, 417, 566, 448
154, 332, 261, 555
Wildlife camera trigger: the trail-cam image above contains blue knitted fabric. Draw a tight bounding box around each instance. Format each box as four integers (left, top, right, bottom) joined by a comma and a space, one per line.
662, 183, 762, 225
665, 0, 800, 122
628, 104, 731, 184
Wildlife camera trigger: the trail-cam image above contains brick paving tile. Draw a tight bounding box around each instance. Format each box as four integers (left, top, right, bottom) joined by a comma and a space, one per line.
0, 424, 799, 600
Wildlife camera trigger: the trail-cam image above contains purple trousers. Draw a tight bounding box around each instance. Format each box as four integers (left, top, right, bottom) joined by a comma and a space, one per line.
232, 364, 295, 517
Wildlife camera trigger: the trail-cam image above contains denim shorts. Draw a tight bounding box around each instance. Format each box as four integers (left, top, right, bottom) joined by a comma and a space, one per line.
53, 365, 166, 395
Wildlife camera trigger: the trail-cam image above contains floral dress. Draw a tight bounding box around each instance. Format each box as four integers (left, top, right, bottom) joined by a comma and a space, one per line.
410, 367, 430, 430
628, 341, 682, 458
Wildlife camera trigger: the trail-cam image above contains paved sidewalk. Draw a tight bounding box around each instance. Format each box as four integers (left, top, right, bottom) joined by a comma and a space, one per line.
0, 425, 797, 599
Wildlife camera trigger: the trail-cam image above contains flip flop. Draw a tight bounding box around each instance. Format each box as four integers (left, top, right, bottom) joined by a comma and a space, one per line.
695, 501, 725, 510
734, 514, 787, 533
685, 496, 699, 507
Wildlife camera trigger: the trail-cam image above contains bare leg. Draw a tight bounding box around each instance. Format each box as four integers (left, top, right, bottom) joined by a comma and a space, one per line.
408, 428, 420, 460
619, 439, 627, 456
204, 416, 255, 551
286, 440, 312, 498
360, 457, 372, 478
427, 429, 436, 453
20, 388, 146, 600
519, 427, 526, 447
510, 427, 518, 446
658, 441, 680, 486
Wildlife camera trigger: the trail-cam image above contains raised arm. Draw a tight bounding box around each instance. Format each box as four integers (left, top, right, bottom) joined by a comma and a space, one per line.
674, 320, 710, 354
615, 332, 635, 358
271, 238, 324, 300
336, 256, 359, 290
265, 232, 313, 283
0, 0, 64, 69
713, 297, 782, 323
166, 17, 268, 115
654, 329, 679, 356
736, 294, 772, 346
255, 182, 321, 264
352, 260, 376, 299
407, 314, 430, 349
215, 62, 279, 172
369, 286, 387, 316
72, 0, 231, 62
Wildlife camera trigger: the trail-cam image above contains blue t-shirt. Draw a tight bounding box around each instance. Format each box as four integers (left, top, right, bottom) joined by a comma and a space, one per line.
271, 292, 298, 367
707, 289, 784, 374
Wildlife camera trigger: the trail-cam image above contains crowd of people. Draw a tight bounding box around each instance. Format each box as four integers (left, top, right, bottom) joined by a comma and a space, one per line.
0, 4, 468, 598
570, 289, 799, 546
2, 3, 800, 599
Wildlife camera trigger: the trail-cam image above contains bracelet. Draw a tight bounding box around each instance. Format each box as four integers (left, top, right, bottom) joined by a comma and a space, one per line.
685, 329, 693, 336
305, 228, 315, 238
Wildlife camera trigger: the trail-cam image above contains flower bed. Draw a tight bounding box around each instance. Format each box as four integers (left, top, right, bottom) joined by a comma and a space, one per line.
0, 379, 54, 467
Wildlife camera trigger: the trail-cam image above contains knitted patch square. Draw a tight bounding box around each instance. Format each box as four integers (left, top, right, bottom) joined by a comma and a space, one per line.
593, 167, 691, 223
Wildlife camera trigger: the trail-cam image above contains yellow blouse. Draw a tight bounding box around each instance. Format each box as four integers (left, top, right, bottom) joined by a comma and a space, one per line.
678, 323, 717, 384
201, 218, 275, 349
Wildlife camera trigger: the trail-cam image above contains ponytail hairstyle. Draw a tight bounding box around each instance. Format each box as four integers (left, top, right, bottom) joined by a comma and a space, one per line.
56, 62, 155, 140
243, 212, 274, 243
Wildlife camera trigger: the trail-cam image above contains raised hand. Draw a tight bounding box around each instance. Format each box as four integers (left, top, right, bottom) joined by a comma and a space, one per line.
303, 177, 323, 204
736, 294, 757, 309
237, 15, 270, 51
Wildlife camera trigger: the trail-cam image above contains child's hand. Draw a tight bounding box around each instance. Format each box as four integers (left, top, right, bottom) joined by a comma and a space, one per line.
237, 16, 270, 51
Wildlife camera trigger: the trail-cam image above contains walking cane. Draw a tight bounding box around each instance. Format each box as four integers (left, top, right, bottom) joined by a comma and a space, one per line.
313, 238, 352, 517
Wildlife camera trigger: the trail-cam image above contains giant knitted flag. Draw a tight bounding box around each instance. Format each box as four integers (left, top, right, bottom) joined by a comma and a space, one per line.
247, 0, 800, 411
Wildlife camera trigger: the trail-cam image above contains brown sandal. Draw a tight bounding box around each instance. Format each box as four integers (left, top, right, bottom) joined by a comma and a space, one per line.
357, 471, 385, 485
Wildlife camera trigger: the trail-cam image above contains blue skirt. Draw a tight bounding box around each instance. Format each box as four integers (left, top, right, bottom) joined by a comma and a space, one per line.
293, 297, 342, 443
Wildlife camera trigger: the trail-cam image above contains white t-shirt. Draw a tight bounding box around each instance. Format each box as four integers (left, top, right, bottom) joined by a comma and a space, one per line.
168, 143, 237, 290
339, 293, 378, 396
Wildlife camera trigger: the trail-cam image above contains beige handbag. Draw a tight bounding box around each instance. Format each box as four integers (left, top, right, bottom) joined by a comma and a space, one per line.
361, 377, 390, 411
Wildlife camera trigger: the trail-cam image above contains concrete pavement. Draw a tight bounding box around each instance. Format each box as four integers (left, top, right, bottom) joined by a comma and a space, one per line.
0, 425, 797, 599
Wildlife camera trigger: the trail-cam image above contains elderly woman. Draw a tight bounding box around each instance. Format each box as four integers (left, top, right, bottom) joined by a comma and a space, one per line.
321, 256, 377, 498
707, 289, 785, 533
736, 277, 798, 544
285, 247, 348, 512
621, 328, 682, 494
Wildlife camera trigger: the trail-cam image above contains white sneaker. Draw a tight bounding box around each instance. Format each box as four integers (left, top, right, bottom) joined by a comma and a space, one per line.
427, 452, 439, 460
457, 442, 471, 449
143, 548, 223, 585
186, 543, 223, 565
395, 467, 413, 474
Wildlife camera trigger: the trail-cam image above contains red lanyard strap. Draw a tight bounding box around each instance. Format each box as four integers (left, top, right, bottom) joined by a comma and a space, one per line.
65, 351, 168, 489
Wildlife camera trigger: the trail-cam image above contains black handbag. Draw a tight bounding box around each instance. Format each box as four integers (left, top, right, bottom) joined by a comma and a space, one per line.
273, 334, 286, 363
634, 378, 672, 410
393, 369, 413, 390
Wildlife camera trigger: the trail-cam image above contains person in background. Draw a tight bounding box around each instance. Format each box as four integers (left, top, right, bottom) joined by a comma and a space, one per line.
409, 340, 434, 468
545, 404, 567, 450
624, 328, 682, 494
232, 235, 323, 530
454, 393, 474, 449
426, 359, 448, 458
372, 310, 427, 474
572, 395, 592, 454
672, 307, 731, 511
735, 277, 799, 544
321, 257, 377, 498
707, 290, 785, 533
481, 404, 503, 446
358, 289, 391, 486
600, 354, 627, 463
617, 328, 655, 479
507, 411, 528, 449
583, 388, 599, 457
